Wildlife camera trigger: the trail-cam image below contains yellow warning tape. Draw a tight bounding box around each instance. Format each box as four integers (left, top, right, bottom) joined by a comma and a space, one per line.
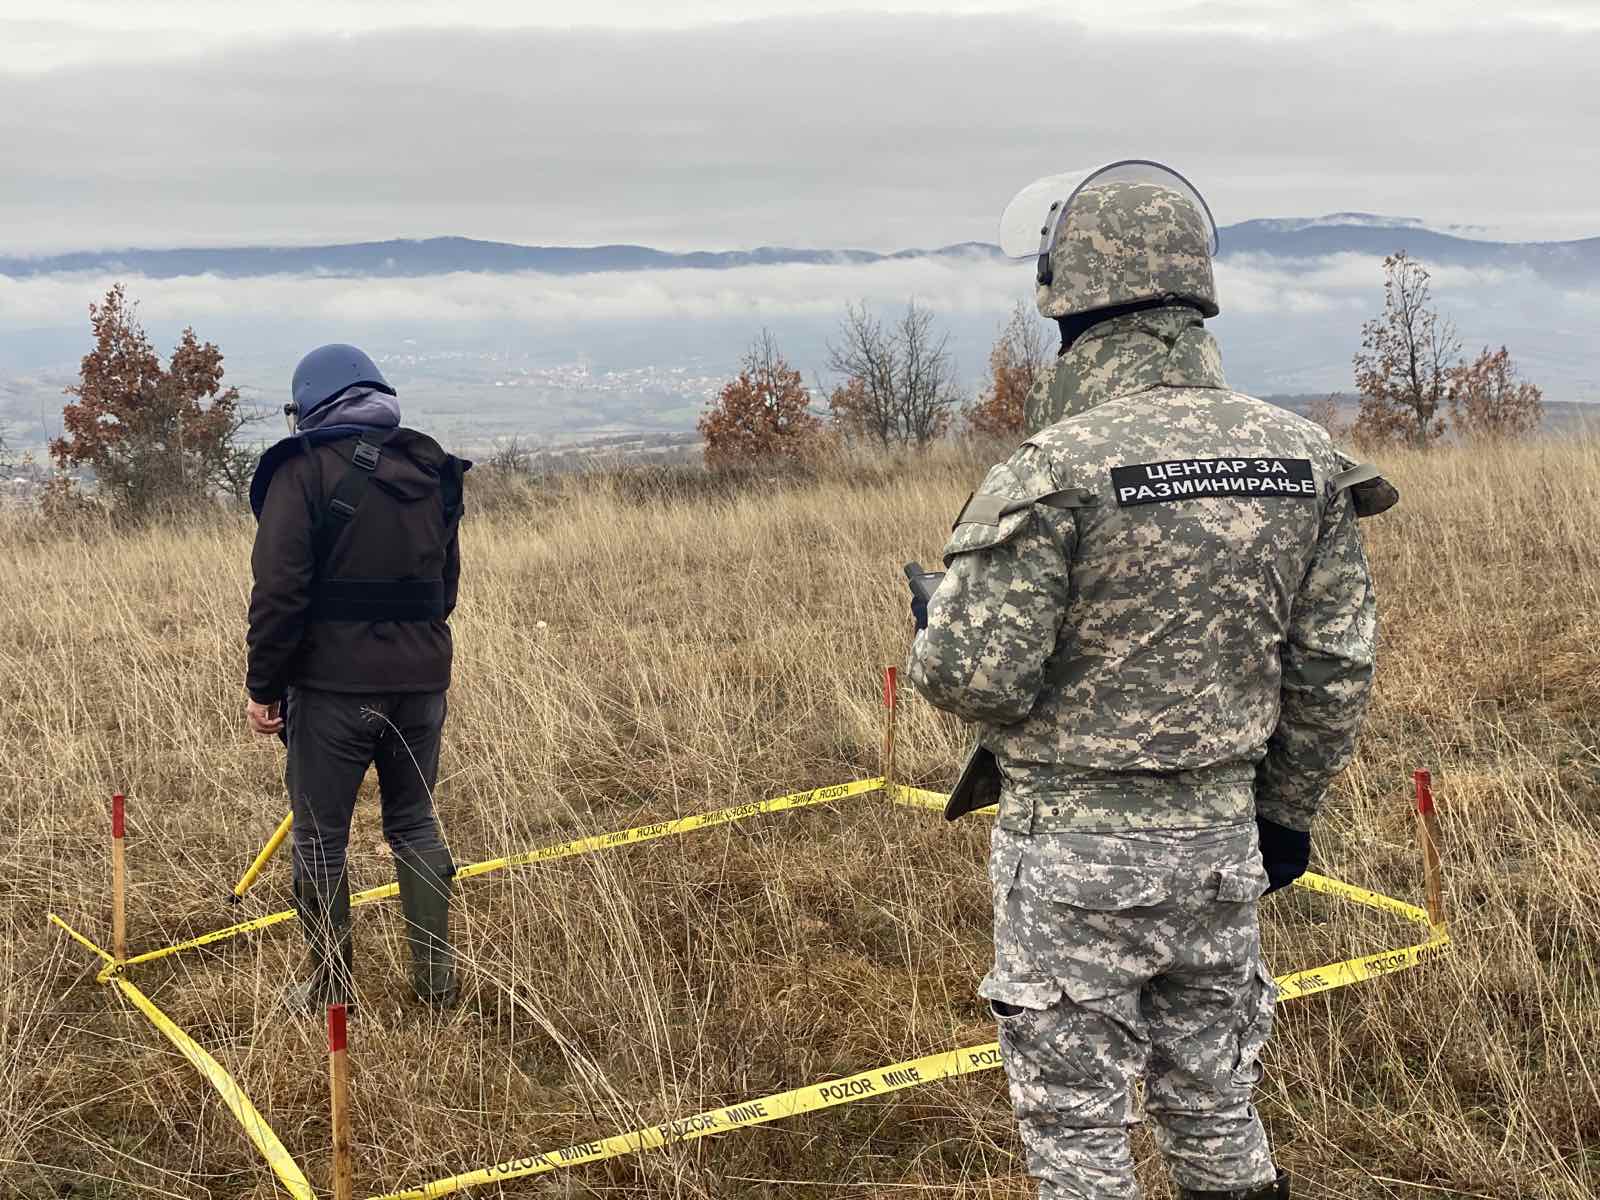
56, 773, 1451, 1200
890, 785, 948, 811
113, 977, 316, 1200
49, 915, 314, 1200
1291, 870, 1434, 929
1274, 933, 1452, 1000
105, 777, 886, 980
364, 788, 1454, 1200
454, 777, 882, 882
888, 788, 1440, 931
49, 912, 116, 965
367, 1042, 1010, 1199
371, 917, 1452, 1200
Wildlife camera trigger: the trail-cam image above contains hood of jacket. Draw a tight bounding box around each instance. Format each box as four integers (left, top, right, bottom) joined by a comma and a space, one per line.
1024, 305, 1227, 434
299, 384, 402, 432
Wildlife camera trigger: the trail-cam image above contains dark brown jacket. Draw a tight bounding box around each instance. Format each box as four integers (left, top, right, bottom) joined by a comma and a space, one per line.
247, 429, 464, 702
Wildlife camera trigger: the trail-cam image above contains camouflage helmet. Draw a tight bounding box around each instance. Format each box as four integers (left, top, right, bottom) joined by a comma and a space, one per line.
999, 160, 1220, 320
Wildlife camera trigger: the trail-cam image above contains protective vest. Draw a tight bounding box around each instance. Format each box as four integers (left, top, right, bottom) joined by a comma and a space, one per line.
250, 430, 468, 625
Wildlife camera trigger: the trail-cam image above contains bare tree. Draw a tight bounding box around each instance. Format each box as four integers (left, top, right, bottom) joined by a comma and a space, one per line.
1352, 252, 1461, 448
826, 301, 960, 448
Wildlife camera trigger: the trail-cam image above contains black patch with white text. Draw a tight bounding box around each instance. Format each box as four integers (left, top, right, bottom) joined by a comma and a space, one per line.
1110, 457, 1316, 507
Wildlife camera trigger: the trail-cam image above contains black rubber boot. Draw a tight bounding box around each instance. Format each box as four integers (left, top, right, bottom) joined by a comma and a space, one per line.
396, 847, 457, 1005
287, 874, 355, 1014
1179, 1172, 1289, 1200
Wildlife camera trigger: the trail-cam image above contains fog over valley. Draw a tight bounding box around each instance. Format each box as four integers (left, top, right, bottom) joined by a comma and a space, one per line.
2, 220, 1596, 455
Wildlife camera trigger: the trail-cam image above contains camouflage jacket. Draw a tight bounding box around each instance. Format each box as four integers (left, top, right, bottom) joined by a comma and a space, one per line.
909, 307, 1376, 834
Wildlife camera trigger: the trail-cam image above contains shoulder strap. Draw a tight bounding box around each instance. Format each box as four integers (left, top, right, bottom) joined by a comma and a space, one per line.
1330, 462, 1381, 492
439, 455, 468, 532
311, 430, 397, 572
954, 486, 1099, 529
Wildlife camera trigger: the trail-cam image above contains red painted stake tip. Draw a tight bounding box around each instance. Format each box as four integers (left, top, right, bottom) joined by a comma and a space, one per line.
327, 1004, 348, 1052
1413, 770, 1434, 815
111, 793, 125, 839
883, 665, 898, 709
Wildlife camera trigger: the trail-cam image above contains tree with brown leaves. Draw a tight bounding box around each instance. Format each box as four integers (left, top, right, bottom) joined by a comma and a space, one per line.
965, 301, 1047, 439
698, 331, 823, 468
826, 301, 959, 448
1352, 252, 1461, 448
51, 284, 255, 516
1450, 345, 1544, 441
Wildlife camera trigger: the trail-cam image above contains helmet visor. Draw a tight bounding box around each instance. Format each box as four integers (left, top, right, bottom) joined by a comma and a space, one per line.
998, 159, 1220, 260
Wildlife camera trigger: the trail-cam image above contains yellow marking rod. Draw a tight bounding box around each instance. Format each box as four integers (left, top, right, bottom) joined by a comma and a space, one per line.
232, 811, 293, 903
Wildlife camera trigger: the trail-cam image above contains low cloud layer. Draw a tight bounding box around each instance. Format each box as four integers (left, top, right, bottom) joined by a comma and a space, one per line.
2, 252, 1593, 408
2, 250, 1577, 331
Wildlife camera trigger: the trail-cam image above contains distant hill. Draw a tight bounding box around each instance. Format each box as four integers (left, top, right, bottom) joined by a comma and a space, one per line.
0, 238, 988, 280
1, 216, 1595, 282
1224, 217, 1600, 284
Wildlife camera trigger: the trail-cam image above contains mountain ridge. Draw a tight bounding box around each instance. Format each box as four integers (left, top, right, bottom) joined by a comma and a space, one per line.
3, 219, 1596, 282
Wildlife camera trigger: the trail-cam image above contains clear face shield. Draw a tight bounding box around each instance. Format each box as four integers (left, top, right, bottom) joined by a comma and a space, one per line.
998, 159, 1219, 287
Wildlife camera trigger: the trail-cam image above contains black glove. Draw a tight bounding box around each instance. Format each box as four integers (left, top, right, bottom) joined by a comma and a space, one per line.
1256, 816, 1311, 895
905, 566, 944, 632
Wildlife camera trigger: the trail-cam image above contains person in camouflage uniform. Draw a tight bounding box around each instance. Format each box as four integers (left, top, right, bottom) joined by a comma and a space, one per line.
908, 162, 1393, 1200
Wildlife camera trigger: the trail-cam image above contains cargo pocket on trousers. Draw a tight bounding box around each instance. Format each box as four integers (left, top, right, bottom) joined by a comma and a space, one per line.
1215, 860, 1270, 904
980, 974, 1063, 1033
1231, 959, 1277, 1088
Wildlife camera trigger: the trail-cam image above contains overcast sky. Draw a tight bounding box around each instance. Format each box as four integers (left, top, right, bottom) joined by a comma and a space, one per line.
3, 2, 1598, 253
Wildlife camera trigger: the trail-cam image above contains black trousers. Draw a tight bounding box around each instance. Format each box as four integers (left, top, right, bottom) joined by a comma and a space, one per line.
285, 686, 450, 887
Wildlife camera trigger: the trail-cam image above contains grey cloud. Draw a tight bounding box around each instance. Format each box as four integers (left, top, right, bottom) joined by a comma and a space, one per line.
1, 16, 1598, 253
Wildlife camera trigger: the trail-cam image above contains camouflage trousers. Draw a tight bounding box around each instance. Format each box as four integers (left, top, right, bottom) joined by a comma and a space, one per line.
981, 822, 1279, 1199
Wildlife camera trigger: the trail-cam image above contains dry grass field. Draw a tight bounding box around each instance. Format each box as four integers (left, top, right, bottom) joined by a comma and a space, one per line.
1, 438, 1597, 1199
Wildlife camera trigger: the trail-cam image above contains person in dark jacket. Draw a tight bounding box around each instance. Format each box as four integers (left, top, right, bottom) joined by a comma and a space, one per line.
246, 343, 470, 1012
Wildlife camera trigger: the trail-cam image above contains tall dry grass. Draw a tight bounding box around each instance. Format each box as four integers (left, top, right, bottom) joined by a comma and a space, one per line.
1, 438, 1596, 1199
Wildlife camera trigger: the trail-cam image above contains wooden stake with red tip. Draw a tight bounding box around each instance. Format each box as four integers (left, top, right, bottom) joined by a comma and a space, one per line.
1414, 770, 1445, 928
328, 1003, 352, 1200
111, 793, 127, 962
882, 666, 898, 802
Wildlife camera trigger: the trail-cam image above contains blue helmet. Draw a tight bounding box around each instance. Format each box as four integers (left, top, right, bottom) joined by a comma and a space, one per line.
290, 343, 395, 420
